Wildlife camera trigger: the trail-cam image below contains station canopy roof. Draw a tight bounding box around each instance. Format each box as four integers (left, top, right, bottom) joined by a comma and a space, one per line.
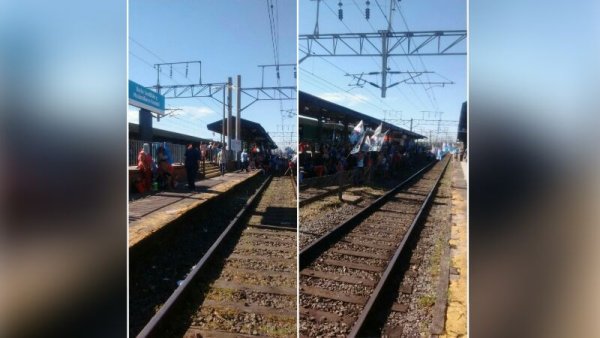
206, 117, 277, 149
129, 123, 214, 145
299, 91, 425, 139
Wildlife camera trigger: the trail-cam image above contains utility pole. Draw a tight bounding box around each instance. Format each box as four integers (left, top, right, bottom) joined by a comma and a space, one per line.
381, 30, 389, 98
436, 112, 444, 143
313, 0, 321, 35
227, 77, 233, 162
410, 118, 413, 132
236, 75, 242, 162
380, 0, 395, 97
222, 85, 226, 146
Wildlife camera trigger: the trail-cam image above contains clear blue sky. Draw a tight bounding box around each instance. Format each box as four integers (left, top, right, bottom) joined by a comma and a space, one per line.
128, 0, 297, 149
299, 0, 466, 143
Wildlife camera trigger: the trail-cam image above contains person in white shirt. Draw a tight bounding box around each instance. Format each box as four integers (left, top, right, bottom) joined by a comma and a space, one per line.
240, 149, 249, 173
217, 146, 228, 176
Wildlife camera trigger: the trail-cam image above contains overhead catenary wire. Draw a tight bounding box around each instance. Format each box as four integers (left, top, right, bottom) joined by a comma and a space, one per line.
349, 0, 427, 111
396, 5, 440, 111
320, 0, 436, 113
306, 52, 402, 116
302, 68, 393, 114
128, 39, 223, 136
129, 38, 224, 114
306, 0, 461, 139
266, 0, 295, 148
379, 0, 438, 112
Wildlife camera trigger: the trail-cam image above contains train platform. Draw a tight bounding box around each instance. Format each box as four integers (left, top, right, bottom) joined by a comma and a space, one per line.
128, 170, 262, 249
441, 159, 468, 337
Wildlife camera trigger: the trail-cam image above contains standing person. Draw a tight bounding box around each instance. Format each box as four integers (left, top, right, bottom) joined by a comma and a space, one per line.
184, 143, 200, 191
137, 143, 153, 193
313, 150, 325, 177
211, 143, 218, 163
353, 151, 365, 185
240, 148, 249, 173
262, 154, 270, 175
200, 142, 207, 176
200, 142, 207, 162
335, 157, 345, 201
250, 152, 256, 171
217, 146, 228, 176
156, 145, 174, 190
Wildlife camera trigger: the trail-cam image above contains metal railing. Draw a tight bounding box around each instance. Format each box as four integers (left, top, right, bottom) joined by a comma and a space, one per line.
129, 140, 187, 166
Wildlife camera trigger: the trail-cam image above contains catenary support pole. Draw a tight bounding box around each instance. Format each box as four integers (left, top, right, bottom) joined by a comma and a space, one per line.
227, 77, 233, 166
236, 75, 242, 163
222, 85, 226, 146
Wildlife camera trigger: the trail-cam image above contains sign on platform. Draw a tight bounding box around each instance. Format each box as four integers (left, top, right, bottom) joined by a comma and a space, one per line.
231, 139, 242, 152
128, 80, 165, 115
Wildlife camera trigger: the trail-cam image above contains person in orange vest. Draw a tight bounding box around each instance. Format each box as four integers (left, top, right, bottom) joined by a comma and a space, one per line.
137, 143, 153, 193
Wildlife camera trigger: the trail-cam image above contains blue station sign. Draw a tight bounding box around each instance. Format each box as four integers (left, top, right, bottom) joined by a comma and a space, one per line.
128, 80, 165, 115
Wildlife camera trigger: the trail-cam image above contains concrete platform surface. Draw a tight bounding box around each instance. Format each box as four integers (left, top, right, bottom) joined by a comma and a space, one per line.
460, 161, 468, 184
440, 161, 468, 338
128, 170, 261, 248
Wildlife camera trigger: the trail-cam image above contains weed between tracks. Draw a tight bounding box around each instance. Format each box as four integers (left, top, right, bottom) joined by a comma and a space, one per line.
418, 294, 436, 308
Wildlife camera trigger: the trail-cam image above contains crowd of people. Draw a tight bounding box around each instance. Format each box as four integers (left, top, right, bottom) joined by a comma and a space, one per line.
134, 141, 224, 193
135, 142, 177, 193
237, 145, 294, 176
134, 141, 295, 193
299, 140, 444, 185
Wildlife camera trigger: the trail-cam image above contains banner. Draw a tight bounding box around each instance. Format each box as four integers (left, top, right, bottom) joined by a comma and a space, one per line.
350, 133, 367, 154
368, 124, 382, 151
349, 120, 364, 144
370, 130, 388, 152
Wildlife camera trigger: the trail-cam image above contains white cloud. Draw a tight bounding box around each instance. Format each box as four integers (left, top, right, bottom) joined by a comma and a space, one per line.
127, 105, 217, 124
318, 92, 370, 108
176, 105, 217, 121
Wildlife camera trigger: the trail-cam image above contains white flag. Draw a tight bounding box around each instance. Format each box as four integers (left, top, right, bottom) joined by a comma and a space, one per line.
371, 129, 388, 152
369, 124, 383, 149
351, 133, 367, 154
353, 120, 364, 134
350, 120, 364, 144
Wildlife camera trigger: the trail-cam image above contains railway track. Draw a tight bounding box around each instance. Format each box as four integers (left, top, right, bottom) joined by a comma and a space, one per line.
299, 156, 450, 337
381, 166, 453, 337
299, 186, 333, 206
129, 175, 267, 337
137, 175, 297, 338
299, 172, 352, 207
299, 160, 436, 250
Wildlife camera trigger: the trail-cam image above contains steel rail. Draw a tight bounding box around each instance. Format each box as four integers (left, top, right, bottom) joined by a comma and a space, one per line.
349, 156, 451, 337
136, 175, 273, 338
298, 184, 351, 207
299, 159, 437, 269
